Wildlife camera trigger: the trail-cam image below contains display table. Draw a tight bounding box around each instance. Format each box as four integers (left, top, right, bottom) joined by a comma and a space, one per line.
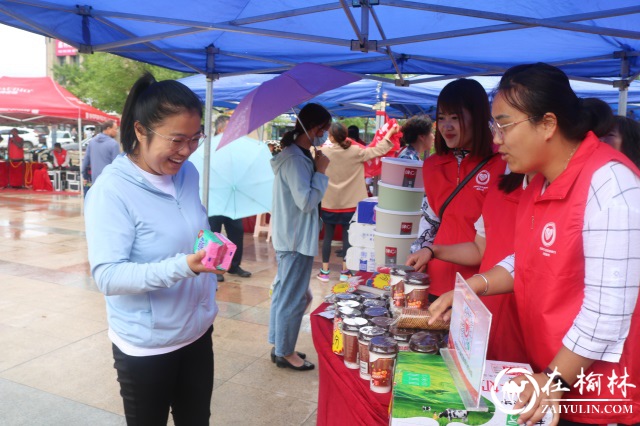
311, 302, 390, 426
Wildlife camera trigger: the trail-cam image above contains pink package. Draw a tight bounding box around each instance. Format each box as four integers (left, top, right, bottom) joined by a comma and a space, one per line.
194, 230, 237, 271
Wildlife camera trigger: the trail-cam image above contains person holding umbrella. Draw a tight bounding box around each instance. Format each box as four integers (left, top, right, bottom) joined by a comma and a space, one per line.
269, 103, 331, 371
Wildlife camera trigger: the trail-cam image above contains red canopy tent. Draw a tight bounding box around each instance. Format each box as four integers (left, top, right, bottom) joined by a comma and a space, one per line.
0, 76, 119, 125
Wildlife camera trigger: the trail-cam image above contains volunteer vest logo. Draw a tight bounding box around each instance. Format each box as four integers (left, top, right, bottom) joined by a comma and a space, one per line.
475, 170, 490, 186
490, 367, 541, 415
541, 222, 557, 247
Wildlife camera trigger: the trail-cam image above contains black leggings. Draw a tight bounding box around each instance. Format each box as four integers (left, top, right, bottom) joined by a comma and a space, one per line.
112, 326, 214, 426
322, 222, 351, 264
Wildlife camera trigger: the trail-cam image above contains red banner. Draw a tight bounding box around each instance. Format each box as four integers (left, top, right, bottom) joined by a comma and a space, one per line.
55, 40, 77, 57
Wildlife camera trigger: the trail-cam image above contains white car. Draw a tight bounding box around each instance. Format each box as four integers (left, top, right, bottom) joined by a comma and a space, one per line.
45, 130, 75, 146
0, 126, 39, 150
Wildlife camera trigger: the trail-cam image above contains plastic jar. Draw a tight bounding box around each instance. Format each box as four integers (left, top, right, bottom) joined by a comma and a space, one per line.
363, 307, 389, 321
403, 272, 430, 309
388, 325, 415, 352
358, 326, 386, 380
332, 307, 362, 355
409, 331, 443, 354
342, 317, 369, 369
369, 316, 394, 331
369, 336, 399, 393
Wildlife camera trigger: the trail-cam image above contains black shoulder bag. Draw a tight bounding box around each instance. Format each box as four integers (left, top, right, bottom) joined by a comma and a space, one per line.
438, 155, 493, 219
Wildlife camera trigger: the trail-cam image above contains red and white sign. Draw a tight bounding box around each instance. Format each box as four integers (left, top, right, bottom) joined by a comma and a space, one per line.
56, 40, 78, 57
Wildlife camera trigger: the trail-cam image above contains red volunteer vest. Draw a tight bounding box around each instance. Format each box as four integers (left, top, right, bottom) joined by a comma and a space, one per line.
53, 149, 67, 167
480, 181, 527, 363
422, 152, 505, 296
8, 136, 24, 160
514, 133, 640, 423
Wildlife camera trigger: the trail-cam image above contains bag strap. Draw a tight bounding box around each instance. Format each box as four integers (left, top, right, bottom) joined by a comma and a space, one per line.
438, 154, 493, 219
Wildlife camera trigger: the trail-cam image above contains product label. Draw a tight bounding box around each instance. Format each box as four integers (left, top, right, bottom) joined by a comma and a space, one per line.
405, 285, 429, 309
332, 317, 344, 355
400, 222, 413, 235
343, 333, 359, 367
370, 357, 395, 388
359, 252, 368, 271
391, 281, 406, 307
385, 246, 397, 265
359, 342, 370, 376
402, 167, 417, 188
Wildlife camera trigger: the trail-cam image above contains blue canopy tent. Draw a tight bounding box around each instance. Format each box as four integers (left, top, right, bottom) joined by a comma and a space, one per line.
4, 0, 639, 206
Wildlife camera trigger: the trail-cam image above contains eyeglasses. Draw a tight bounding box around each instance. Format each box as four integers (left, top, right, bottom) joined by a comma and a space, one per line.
146, 127, 206, 151
488, 116, 538, 141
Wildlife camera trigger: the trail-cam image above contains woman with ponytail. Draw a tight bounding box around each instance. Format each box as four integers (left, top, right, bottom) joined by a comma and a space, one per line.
85, 73, 221, 425
269, 103, 331, 371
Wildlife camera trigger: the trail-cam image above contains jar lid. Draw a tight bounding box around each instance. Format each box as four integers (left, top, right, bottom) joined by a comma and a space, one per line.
342, 316, 369, 332
409, 331, 442, 354
369, 335, 399, 354
363, 299, 386, 309
335, 293, 360, 302
359, 292, 380, 301
337, 300, 361, 309
364, 307, 389, 319
382, 264, 415, 277
358, 326, 386, 341
338, 307, 362, 318
404, 271, 431, 286
388, 325, 415, 342
370, 317, 395, 330
324, 294, 337, 304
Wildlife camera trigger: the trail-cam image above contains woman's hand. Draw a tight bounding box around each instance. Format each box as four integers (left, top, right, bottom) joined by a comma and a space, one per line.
314, 149, 330, 174
427, 290, 454, 323
384, 124, 400, 140
405, 247, 434, 272
511, 372, 562, 426
187, 250, 226, 275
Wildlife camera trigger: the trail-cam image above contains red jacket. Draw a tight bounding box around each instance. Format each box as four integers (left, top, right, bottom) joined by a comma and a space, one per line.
480, 180, 527, 363
514, 133, 640, 423
423, 152, 505, 296
8, 135, 24, 160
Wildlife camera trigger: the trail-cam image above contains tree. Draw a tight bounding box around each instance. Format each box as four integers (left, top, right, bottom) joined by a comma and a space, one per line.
53, 53, 192, 114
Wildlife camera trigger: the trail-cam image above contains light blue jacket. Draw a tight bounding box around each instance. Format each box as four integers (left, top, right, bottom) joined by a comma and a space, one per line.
82, 133, 120, 182
270, 144, 328, 257
85, 154, 217, 349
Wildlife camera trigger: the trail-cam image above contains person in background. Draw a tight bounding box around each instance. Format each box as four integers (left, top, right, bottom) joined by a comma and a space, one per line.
397, 114, 434, 160
269, 103, 331, 371
601, 115, 640, 168
348, 124, 366, 146
52, 142, 70, 169
207, 115, 252, 281
406, 79, 505, 301
430, 63, 640, 425
317, 121, 396, 282
83, 120, 120, 183
7, 128, 25, 188
84, 73, 221, 425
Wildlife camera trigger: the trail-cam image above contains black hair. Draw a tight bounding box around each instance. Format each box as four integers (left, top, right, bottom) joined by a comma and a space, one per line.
615, 115, 640, 169
280, 103, 331, 148
53, 142, 61, 149
100, 120, 115, 133
401, 115, 433, 146
214, 115, 230, 136
582, 98, 615, 138
497, 172, 525, 194
496, 63, 614, 142
347, 125, 361, 141
120, 72, 203, 154
330, 122, 350, 149
434, 78, 494, 158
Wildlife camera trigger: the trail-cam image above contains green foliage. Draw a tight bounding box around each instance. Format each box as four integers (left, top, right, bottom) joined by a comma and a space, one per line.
53, 53, 193, 115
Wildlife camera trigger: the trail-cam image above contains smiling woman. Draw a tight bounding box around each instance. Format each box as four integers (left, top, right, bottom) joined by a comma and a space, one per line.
84, 72, 222, 425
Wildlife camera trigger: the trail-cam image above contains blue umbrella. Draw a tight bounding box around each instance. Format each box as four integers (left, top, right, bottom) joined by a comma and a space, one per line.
191, 134, 274, 219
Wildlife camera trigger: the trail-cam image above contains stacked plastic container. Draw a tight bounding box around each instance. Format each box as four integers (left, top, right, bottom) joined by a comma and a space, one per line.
373, 157, 423, 266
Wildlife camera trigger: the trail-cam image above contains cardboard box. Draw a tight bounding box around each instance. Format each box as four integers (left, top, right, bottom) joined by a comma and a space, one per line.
357, 197, 378, 224
390, 353, 550, 425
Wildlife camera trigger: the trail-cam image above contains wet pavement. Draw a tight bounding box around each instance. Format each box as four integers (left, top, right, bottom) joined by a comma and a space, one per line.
0, 189, 344, 425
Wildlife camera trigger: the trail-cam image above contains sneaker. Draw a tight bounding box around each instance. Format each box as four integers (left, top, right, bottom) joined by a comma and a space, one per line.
317, 269, 330, 282
339, 270, 353, 282
227, 266, 251, 278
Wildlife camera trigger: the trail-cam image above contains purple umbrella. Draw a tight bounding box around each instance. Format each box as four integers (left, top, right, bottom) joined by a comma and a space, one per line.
218, 62, 361, 150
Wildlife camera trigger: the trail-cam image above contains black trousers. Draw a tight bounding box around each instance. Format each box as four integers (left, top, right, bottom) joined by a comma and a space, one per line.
112, 326, 214, 426
208, 215, 244, 269
321, 222, 351, 264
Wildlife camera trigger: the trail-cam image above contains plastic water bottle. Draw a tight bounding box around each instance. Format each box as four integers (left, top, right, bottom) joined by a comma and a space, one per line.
359, 250, 368, 271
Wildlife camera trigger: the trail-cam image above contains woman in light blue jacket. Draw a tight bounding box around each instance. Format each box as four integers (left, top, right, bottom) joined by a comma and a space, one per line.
269, 103, 331, 371
85, 73, 222, 425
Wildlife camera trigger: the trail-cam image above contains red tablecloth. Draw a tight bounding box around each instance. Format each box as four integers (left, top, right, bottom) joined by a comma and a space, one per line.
311, 302, 390, 426
0, 161, 8, 187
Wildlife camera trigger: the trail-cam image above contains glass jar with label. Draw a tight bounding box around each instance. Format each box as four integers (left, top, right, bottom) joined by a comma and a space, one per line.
388, 325, 415, 352
403, 272, 430, 309
332, 307, 362, 356
358, 326, 386, 380
369, 336, 399, 393
409, 331, 443, 354
342, 317, 369, 369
